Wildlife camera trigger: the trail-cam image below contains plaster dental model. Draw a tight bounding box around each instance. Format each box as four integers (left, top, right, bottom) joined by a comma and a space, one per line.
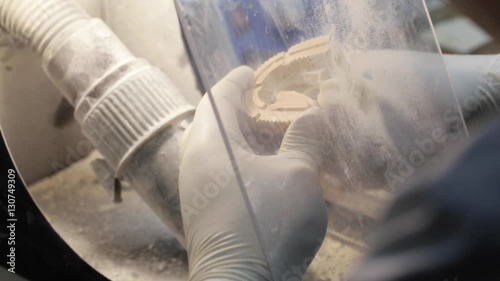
243, 35, 337, 149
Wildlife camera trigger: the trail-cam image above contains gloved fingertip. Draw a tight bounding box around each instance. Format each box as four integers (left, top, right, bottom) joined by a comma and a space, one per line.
318, 78, 356, 112
179, 123, 194, 164
206, 66, 255, 111
279, 107, 329, 168
222, 65, 255, 93
287, 107, 325, 132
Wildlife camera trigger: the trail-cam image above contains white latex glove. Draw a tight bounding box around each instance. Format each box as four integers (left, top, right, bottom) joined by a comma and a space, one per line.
317, 51, 500, 191
344, 52, 500, 128
443, 54, 500, 109
179, 66, 329, 281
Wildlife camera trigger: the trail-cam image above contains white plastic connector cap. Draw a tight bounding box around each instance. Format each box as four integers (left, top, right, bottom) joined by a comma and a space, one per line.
30, 16, 196, 177
80, 66, 195, 176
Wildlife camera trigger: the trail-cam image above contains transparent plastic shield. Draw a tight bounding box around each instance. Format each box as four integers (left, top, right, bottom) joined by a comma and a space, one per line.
176, 0, 468, 279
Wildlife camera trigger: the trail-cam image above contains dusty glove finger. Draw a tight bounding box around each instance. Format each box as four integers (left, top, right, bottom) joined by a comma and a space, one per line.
444, 54, 500, 115
211, 65, 256, 106
179, 122, 194, 164
198, 66, 255, 125
318, 78, 351, 109
279, 107, 330, 169
191, 66, 255, 152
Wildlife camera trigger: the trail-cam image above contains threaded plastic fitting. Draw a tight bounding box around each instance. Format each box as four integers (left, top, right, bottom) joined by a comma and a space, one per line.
0, 0, 90, 55
0, 0, 195, 175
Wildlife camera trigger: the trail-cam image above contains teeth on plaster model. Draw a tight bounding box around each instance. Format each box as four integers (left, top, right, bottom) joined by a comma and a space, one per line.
245, 35, 333, 141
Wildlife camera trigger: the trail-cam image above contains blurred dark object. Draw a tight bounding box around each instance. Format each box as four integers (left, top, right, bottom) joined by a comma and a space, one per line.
427, 1, 500, 55
449, 0, 500, 43
53, 97, 75, 128
350, 120, 500, 281
0, 131, 106, 281
228, 5, 249, 37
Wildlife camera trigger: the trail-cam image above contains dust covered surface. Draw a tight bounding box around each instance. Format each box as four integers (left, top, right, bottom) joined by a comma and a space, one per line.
30, 151, 188, 281
30, 151, 363, 281
305, 234, 363, 281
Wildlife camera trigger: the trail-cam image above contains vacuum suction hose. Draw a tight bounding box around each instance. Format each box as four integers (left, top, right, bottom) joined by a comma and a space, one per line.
0, 0, 195, 246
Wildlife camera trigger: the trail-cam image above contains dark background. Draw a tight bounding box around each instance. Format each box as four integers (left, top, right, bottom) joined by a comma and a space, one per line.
0, 130, 107, 281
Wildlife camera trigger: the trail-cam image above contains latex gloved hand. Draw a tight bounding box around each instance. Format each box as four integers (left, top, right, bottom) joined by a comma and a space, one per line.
316, 50, 449, 191
339, 51, 500, 130
179, 66, 329, 281
316, 51, 500, 191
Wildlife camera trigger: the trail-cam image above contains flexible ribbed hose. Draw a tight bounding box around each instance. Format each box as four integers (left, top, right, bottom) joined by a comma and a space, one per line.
0, 0, 90, 55
0, 0, 194, 246
0, 0, 195, 174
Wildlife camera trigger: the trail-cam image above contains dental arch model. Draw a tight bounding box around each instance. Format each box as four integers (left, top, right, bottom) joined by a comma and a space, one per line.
243, 35, 338, 148
241, 35, 392, 227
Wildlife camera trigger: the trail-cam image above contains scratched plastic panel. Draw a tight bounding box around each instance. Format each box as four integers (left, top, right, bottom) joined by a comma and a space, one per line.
176, 0, 467, 280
